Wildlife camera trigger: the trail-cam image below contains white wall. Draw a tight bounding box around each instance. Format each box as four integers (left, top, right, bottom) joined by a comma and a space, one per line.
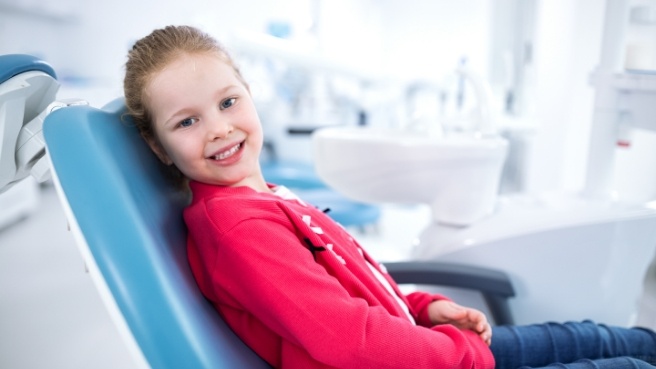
377, 0, 491, 81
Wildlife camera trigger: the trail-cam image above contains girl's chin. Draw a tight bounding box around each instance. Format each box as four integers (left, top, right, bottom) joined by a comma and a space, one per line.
207, 173, 263, 189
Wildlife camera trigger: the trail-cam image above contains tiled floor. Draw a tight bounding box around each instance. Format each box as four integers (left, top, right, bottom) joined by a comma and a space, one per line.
0, 184, 138, 369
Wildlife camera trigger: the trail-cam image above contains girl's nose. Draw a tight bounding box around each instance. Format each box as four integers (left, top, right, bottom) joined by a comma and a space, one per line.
206, 114, 233, 140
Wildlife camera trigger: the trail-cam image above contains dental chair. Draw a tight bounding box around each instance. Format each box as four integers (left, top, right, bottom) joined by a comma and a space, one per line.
0, 54, 516, 368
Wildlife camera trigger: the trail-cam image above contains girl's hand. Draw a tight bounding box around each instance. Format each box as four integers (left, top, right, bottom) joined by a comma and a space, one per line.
427, 300, 492, 345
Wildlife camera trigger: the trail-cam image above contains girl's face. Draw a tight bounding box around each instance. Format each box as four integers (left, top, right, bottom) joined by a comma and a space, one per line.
145, 52, 268, 191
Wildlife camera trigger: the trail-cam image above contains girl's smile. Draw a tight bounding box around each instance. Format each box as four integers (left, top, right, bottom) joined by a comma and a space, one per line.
207, 141, 244, 163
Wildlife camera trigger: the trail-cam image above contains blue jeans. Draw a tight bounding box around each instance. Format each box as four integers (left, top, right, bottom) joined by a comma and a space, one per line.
490, 321, 656, 369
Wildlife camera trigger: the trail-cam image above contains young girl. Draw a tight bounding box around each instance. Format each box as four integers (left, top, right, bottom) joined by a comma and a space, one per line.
123, 25, 656, 369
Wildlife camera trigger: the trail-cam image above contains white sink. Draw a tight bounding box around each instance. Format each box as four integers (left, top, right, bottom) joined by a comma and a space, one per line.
312, 126, 509, 226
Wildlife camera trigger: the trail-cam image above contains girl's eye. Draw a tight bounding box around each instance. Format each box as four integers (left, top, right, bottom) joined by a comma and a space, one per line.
179, 117, 196, 128
220, 97, 236, 110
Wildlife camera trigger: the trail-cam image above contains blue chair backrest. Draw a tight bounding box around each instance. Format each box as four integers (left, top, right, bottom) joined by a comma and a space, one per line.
43, 98, 270, 369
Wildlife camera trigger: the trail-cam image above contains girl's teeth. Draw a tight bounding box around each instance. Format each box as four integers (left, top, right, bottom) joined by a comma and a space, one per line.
214, 143, 241, 160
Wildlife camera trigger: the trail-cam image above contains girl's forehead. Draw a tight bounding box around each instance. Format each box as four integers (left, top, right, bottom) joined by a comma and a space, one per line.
161, 52, 226, 76
146, 53, 234, 96
144, 53, 244, 124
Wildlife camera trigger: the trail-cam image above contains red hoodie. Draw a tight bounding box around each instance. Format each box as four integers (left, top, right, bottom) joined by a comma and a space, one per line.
185, 181, 494, 369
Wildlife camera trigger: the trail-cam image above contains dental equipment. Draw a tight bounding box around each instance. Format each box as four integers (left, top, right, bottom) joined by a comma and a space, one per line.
0, 54, 86, 230
314, 1, 656, 326
0, 54, 86, 193
315, 64, 509, 227
436, 3, 656, 323
0, 54, 58, 192
585, 0, 656, 200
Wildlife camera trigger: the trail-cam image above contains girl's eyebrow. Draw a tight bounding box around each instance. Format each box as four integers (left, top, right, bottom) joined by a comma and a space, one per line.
163, 108, 193, 128
218, 84, 241, 96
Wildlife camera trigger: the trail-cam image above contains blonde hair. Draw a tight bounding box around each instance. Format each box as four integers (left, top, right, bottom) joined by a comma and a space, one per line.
123, 25, 246, 188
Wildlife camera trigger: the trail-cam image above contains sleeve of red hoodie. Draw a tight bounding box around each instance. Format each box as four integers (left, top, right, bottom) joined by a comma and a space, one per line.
193, 209, 495, 369
405, 291, 452, 328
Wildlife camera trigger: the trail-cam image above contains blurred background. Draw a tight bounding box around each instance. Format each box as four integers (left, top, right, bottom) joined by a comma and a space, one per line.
4, 0, 654, 195
2, 0, 656, 368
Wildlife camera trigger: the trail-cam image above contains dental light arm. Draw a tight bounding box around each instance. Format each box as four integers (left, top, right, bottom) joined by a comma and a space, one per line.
0, 54, 86, 194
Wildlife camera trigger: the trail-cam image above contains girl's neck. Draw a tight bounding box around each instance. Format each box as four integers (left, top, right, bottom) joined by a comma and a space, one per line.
237, 174, 273, 194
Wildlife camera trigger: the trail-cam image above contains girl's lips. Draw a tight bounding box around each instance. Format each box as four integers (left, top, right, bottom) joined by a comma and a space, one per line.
207, 141, 244, 162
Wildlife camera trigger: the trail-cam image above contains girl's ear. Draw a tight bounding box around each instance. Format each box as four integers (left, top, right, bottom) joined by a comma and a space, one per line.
142, 134, 173, 166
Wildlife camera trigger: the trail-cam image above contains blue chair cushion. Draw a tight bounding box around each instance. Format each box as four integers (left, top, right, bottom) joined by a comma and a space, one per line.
0, 54, 57, 84
261, 160, 381, 227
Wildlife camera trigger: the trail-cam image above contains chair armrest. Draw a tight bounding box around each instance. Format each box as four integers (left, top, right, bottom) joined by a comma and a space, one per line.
384, 261, 515, 326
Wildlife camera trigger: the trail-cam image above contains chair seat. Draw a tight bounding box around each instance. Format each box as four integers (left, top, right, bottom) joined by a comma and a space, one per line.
261, 160, 381, 227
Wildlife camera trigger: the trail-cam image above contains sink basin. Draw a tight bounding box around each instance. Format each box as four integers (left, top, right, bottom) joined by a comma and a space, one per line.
312, 126, 509, 226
